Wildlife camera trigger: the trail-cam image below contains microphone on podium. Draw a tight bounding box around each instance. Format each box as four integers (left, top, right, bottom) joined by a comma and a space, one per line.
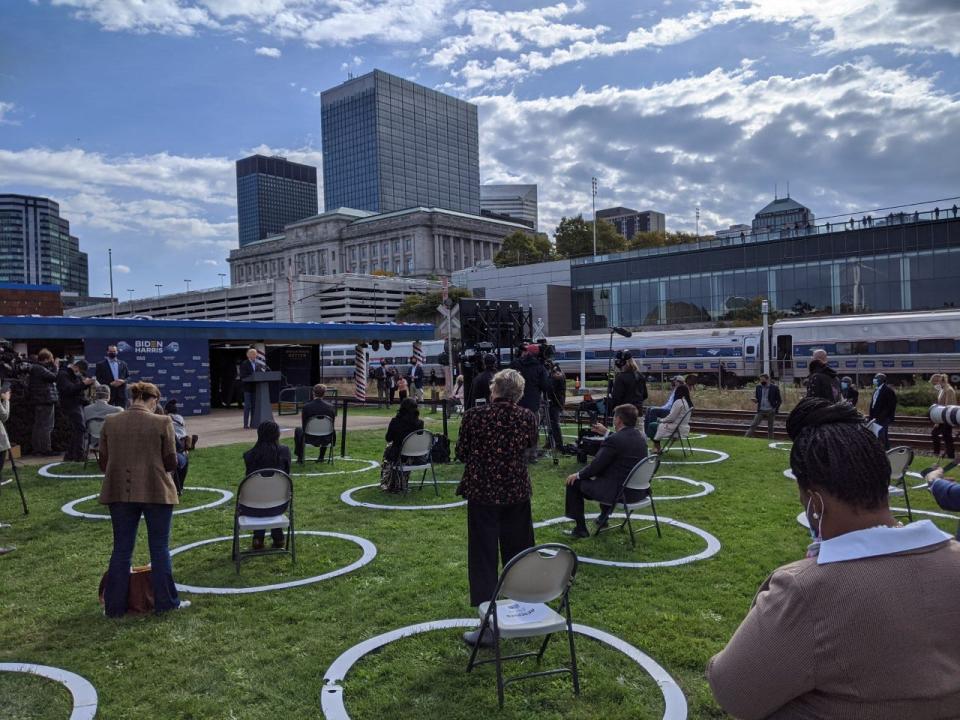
610, 326, 632, 338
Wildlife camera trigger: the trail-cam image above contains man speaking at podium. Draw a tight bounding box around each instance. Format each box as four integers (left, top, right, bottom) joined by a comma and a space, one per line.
239, 347, 270, 429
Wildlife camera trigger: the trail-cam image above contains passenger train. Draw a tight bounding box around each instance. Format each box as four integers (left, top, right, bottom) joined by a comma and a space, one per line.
319, 310, 960, 387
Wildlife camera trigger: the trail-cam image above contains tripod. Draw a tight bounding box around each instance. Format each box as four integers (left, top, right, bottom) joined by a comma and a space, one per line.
0, 448, 28, 515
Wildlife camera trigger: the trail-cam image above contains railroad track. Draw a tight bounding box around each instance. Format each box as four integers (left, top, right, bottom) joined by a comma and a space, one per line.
692, 408, 931, 429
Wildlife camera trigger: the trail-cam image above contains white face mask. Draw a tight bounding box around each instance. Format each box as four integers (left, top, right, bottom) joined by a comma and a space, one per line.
935, 384, 942, 391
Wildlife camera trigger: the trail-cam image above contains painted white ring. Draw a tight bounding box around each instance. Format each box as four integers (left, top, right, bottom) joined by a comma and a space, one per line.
340, 480, 466, 510
38, 462, 103, 479
0, 478, 11, 486
783, 468, 796, 481
170, 530, 377, 595
533, 513, 721, 568
559, 425, 706, 443
320, 619, 687, 720
61, 486, 233, 521
292, 457, 380, 477
0, 663, 98, 720
768, 441, 792, 451
658, 447, 729, 465
653, 475, 715, 501
797, 506, 959, 529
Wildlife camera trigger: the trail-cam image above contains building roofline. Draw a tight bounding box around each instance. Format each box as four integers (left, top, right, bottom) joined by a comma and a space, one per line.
347, 206, 530, 229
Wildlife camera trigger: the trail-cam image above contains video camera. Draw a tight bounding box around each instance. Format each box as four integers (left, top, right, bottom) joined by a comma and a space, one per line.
460, 341, 496, 374
614, 349, 632, 370
518, 338, 556, 366
0, 339, 31, 387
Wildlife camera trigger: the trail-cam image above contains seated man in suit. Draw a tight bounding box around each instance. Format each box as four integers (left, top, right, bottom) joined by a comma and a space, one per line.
563, 403, 649, 538
294, 383, 337, 463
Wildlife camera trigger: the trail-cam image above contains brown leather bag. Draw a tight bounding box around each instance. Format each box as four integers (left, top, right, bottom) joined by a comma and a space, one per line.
98, 564, 154, 615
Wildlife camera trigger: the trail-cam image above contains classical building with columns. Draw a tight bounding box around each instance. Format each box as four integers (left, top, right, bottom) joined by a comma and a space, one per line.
228, 206, 526, 284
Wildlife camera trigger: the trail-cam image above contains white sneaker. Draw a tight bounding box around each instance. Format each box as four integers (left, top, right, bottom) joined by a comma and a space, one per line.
176, 600, 192, 610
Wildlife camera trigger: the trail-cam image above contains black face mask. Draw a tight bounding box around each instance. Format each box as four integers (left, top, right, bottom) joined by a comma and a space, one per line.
107, 352, 117, 359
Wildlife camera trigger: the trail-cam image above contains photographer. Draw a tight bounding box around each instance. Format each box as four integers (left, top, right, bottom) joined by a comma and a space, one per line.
0, 386, 12, 556
468, 353, 497, 409
57, 358, 94, 462
28, 348, 59, 455
511, 344, 549, 416
611, 351, 648, 414
930, 375, 957, 459
546, 363, 566, 450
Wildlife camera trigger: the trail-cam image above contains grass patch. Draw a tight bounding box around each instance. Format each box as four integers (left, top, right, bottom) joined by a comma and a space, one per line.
1, 424, 957, 719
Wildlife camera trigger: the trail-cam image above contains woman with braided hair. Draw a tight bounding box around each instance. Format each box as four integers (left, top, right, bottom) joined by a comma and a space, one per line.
708, 397, 960, 719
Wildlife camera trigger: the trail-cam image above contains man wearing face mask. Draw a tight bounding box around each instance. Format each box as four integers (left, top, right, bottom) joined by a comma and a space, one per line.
867, 373, 897, 450
95, 344, 130, 408
805, 348, 840, 402
744, 373, 781, 440
840, 375, 859, 408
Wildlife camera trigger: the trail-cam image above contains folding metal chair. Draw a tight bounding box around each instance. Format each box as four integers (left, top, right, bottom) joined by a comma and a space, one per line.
887, 446, 914, 522
660, 407, 694, 458
596, 455, 662, 547
303, 415, 335, 464
466, 544, 580, 709
391, 429, 438, 496
232, 469, 294, 573
83, 417, 106, 469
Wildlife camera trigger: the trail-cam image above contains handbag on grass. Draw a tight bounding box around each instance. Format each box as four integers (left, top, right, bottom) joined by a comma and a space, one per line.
98, 564, 154, 615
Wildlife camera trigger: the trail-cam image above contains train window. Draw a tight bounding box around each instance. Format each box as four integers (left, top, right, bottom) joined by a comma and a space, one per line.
836, 342, 869, 354
918, 339, 955, 353
673, 347, 698, 357
645, 348, 667, 357
595, 350, 613, 359
744, 346, 755, 356
876, 340, 910, 354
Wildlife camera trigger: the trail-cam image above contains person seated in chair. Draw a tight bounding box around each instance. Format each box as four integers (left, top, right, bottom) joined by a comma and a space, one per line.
84, 385, 124, 426
650, 383, 693, 454
242, 421, 291, 551
163, 399, 191, 493
381, 398, 424, 492
294, 384, 337, 464
563, 403, 649, 538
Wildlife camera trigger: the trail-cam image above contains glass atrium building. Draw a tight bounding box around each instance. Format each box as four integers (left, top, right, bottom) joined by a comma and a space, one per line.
320, 69, 480, 215
236, 155, 318, 247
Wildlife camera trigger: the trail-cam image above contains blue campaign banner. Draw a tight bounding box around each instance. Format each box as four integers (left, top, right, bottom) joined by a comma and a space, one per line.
85, 338, 211, 416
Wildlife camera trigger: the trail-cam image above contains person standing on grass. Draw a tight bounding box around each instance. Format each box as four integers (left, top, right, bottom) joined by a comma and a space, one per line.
0, 386, 14, 556
456, 369, 538, 648
744, 373, 781, 440
805, 348, 840, 402
708, 398, 960, 719
840, 376, 859, 407
867, 373, 897, 450
28, 348, 58, 456
57, 358, 94, 462
99, 382, 189, 616
930, 374, 957, 459
94, 344, 130, 408
410, 357, 425, 403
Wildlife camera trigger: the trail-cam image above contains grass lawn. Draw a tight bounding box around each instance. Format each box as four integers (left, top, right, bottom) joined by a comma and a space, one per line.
1, 425, 956, 719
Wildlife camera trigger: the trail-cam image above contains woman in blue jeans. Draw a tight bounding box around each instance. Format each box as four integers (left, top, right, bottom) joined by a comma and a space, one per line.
242, 421, 292, 551
98, 381, 189, 616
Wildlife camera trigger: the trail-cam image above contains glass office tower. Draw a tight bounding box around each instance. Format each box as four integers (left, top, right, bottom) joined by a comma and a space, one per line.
321, 69, 480, 215
0, 194, 89, 295
236, 155, 318, 247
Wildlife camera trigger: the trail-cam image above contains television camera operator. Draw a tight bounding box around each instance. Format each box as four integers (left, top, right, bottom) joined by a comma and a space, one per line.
511, 343, 550, 416
468, 353, 497, 409
610, 350, 648, 415
546, 362, 566, 451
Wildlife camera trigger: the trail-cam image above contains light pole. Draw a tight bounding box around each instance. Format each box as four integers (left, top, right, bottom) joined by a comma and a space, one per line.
591, 176, 598, 257
126, 288, 134, 303
155, 283, 163, 300
184, 279, 191, 293
579, 312, 586, 394
218, 273, 228, 320
761, 299, 770, 377
108, 248, 116, 318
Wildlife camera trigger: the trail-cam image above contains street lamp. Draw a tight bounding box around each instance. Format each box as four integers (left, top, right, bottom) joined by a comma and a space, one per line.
218, 273, 226, 289
155, 283, 163, 299
761, 299, 770, 377
184, 279, 191, 292
126, 289, 135, 303
591, 176, 598, 257
218, 273, 228, 320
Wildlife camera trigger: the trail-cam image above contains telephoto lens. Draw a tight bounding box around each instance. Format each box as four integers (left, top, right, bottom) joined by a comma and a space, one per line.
929, 405, 960, 427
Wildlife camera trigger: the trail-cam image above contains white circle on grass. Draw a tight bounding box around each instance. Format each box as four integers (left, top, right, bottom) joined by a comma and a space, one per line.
319, 619, 687, 720
797, 506, 959, 530
170, 530, 376, 595
658, 448, 729, 465
0, 478, 11, 487
783, 469, 796, 481
61, 486, 233, 520
768, 441, 792, 451
38, 462, 103, 479
292, 457, 380, 477
653, 475, 715, 501
532, 513, 720, 568
0, 663, 98, 720
340, 480, 466, 510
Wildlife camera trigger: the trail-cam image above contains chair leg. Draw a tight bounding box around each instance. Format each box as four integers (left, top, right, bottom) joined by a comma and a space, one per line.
430, 463, 439, 497
650, 493, 662, 538
466, 622, 486, 672
902, 480, 913, 522
625, 508, 636, 548
536, 632, 553, 661
565, 602, 580, 695
494, 628, 505, 709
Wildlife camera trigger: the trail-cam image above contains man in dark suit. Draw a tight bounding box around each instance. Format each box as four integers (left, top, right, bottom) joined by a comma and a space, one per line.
745, 374, 782, 440
94, 344, 129, 408
410, 358, 425, 402
238, 347, 270, 429
294, 383, 337, 463
563, 403, 649, 538
868, 373, 898, 450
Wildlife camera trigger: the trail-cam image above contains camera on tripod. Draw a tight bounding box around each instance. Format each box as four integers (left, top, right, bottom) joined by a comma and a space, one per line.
613, 349, 633, 370
461, 341, 496, 373
517, 338, 556, 366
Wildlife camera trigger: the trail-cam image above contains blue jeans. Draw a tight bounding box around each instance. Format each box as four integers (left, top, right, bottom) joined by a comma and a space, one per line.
105, 503, 182, 616
243, 391, 255, 428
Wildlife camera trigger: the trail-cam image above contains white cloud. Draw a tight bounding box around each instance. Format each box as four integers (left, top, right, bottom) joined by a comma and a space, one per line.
0, 102, 17, 125
340, 55, 364, 72
200, 259, 219, 266
113, 264, 131, 273
254, 46, 281, 58
50, 0, 217, 36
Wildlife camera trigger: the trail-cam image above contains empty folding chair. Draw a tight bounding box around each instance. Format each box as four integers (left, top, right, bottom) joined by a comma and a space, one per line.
303, 416, 336, 464
83, 417, 106, 469
660, 407, 694, 458
390, 429, 438, 496
232, 469, 294, 573
466, 544, 580, 709
887, 446, 914, 522
596, 454, 662, 547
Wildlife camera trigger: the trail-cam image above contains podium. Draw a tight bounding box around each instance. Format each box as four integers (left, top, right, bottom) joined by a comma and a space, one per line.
243, 371, 281, 428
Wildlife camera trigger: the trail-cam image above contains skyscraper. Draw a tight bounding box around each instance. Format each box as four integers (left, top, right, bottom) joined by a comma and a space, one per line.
321, 69, 480, 215
596, 207, 666, 239
480, 184, 538, 230
236, 155, 318, 247
0, 194, 89, 296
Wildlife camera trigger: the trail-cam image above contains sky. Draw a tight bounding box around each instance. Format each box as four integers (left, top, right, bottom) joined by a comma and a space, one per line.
1, 0, 959, 300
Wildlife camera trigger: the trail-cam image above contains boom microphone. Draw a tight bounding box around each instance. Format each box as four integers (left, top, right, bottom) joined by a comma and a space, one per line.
611, 326, 632, 338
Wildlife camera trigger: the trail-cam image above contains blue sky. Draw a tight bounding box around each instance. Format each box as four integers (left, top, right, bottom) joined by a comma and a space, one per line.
1, 0, 959, 299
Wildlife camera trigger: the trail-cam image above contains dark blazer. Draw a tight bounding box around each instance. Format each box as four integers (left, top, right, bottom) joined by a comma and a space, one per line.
869, 384, 897, 425
56, 366, 86, 412
95, 358, 129, 407
243, 444, 291, 476
577, 426, 649, 506
28, 361, 59, 405
238, 358, 269, 386
301, 398, 336, 429
513, 355, 549, 413
611, 370, 648, 409
842, 386, 860, 406
930, 478, 960, 539
411, 363, 424, 389
753, 383, 782, 412
469, 369, 495, 408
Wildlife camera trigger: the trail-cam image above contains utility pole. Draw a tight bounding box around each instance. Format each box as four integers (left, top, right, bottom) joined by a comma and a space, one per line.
155, 283, 163, 300
591, 176, 598, 256
218, 273, 228, 320
184, 279, 191, 293
126, 288, 134, 303
696, 206, 701, 239
108, 248, 116, 318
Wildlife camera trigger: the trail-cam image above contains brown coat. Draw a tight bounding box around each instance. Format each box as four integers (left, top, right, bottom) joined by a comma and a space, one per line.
98, 405, 179, 505
707, 539, 960, 719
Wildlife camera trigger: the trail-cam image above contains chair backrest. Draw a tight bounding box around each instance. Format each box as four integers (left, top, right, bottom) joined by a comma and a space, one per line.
86, 416, 106, 439
305, 415, 335, 437
237, 469, 292, 511
887, 446, 914, 481
497, 544, 577, 604
624, 455, 660, 492
399, 429, 433, 458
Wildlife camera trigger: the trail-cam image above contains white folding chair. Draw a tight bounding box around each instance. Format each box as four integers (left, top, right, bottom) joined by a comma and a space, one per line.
303, 415, 335, 464
596, 455, 662, 547
83, 417, 106, 469
660, 407, 694, 458
392, 429, 438, 496
466, 544, 580, 709
232, 469, 294, 573
887, 446, 914, 522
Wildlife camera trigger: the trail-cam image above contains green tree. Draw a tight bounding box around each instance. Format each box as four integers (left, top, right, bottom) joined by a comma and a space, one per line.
628, 230, 710, 250
554, 215, 626, 258
395, 287, 471, 323
493, 231, 557, 267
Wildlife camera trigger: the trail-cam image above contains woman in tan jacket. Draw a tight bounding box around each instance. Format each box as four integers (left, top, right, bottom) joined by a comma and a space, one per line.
931, 373, 957, 459
99, 382, 190, 616
708, 397, 960, 719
